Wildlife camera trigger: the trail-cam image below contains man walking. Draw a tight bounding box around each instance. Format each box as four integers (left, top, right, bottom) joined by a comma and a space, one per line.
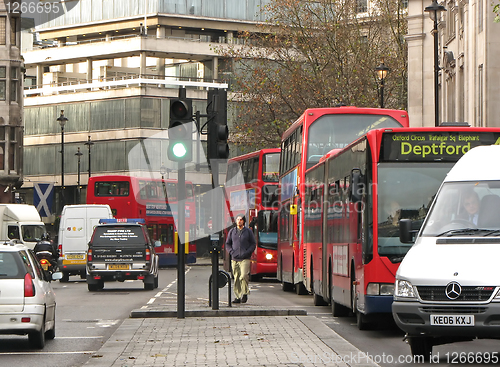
225, 215, 256, 303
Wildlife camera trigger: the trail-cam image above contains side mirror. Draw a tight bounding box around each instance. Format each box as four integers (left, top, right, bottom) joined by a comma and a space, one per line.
399, 219, 415, 243
350, 168, 363, 203
51, 272, 63, 281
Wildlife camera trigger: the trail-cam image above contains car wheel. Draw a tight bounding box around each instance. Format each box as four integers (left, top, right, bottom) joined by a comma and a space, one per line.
45, 322, 55, 340
28, 321, 46, 349
88, 283, 99, 291
60, 272, 70, 283
144, 281, 154, 290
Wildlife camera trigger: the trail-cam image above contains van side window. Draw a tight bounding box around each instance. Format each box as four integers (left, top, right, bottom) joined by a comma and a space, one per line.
8, 225, 19, 240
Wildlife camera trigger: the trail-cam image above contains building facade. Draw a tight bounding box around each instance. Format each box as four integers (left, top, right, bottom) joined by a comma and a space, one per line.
0, 2, 23, 202
407, 0, 500, 127
20, 0, 269, 221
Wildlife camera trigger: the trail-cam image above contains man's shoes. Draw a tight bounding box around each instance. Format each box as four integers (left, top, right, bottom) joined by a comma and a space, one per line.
242, 294, 248, 303
233, 298, 241, 304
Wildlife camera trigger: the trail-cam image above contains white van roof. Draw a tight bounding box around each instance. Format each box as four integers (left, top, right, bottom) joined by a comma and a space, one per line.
0, 204, 42, 222
445, 145, 500, 183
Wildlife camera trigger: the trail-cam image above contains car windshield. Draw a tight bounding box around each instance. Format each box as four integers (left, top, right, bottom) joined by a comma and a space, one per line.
421, 181, 500, 236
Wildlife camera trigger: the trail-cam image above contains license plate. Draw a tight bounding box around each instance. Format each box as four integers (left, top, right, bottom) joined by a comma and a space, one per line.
108, 264, 130, 270
66, 254, 85, 260
430, 314, 475, 326
41, 263, 49, 271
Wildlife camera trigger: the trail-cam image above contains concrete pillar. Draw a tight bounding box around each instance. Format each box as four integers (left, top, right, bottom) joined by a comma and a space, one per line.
86, 58, 93, 82
213, 57, 218, 80
36, 64, 43, 87
140, 52, 147, 77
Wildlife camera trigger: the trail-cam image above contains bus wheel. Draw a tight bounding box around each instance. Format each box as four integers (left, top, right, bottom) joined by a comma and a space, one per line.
295, 281, 308, 295
280, 260, 293, 292
313, 292, 327, 306
407, 336, 433, 361
330, 289, 349, 317
250, 273, 261, 282
356, 310, 371, 330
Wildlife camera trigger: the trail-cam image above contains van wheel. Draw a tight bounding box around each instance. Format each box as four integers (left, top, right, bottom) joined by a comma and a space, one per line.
60, 272, 70, 283
144, 282, 154, 290
408, 336, 433, 361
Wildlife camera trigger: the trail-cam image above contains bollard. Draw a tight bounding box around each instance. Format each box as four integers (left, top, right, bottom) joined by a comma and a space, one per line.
209, 270, 232, 307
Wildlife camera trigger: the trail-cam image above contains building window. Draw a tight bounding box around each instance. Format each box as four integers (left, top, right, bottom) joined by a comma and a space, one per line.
478, 65, 483, 126
10, 16, 16, 46
10, 67, 18, 102
0, 66, 5, 101
478, 0, 483, 33
0, 17, 5, 45
357, 0, 368, 13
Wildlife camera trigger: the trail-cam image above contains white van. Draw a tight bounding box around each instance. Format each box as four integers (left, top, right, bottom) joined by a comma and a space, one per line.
393, 145, 500, 359
58, 204, 113, 282
0, 204, 46, 249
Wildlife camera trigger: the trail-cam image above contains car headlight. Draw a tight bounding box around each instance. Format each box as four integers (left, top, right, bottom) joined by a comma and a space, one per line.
394, 279, 416, 299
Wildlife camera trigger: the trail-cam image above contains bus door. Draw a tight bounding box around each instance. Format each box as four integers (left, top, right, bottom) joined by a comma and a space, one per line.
293, 196, 302, 283
158, 223, 175, 255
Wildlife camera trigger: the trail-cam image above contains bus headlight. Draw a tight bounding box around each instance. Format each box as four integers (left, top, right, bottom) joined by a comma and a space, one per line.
366, 283, 394, 296
265, 253, 273, 260
394, 279, 416, 299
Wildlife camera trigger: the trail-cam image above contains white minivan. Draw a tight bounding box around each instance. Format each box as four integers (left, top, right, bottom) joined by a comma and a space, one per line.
58, 205, 113, 282
393, 145, 500, 359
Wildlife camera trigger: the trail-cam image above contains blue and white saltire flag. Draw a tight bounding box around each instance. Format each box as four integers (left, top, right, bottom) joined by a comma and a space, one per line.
33, 183, 54, 218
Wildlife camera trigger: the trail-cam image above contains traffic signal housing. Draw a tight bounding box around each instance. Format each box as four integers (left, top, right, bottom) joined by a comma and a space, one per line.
168, 98, 193, 162
207, 89, 229, 161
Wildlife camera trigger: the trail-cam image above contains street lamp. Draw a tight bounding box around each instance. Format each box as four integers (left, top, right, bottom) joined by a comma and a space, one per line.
57, 110, 68, 208
84, 135, 94, 177
75, 147, 83, 203
375, 61, 390, 108
425, 0, 446, 127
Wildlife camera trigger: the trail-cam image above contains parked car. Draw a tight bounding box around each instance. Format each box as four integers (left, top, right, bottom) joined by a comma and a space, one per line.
0, 241, 62, 348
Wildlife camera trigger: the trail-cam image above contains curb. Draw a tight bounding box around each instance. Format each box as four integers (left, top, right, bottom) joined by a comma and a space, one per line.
130, 308, 307, 318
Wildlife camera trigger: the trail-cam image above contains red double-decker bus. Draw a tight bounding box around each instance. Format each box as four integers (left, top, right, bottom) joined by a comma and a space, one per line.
303, 126, 500, 329
86, 175, 196, 266
223, 148, 280, 280
277, 106, 410, 294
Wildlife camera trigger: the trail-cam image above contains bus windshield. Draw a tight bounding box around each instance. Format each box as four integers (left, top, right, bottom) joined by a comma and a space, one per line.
262, 153, 280, 182
258, 210, 278, 249
307, 114, 403, 167
377, 162, 453, 259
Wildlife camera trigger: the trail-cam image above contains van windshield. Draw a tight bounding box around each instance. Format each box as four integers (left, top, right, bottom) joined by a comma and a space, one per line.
21, 225, 46, 243
421, 181, 500, 236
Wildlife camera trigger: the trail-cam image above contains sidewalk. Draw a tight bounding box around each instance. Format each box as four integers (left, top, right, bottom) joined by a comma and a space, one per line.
84, 260, 380, 367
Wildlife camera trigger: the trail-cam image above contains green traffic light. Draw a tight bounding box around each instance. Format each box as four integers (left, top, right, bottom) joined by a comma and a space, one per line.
172, 142, 188, 158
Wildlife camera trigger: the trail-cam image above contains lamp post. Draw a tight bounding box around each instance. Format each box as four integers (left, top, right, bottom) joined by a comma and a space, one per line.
75, 147, 83, 203
84, 135, 94, 177
57, 110, 68, 208
375, 61, 390, 108
424, 0, 446, 127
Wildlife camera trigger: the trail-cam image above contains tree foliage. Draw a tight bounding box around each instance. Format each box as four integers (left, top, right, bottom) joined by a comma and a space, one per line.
217, 0, 408, 149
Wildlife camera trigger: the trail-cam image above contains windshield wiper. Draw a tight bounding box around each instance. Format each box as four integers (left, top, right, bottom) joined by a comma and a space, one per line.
436, 228, 482, 237
483, 230, 500, 237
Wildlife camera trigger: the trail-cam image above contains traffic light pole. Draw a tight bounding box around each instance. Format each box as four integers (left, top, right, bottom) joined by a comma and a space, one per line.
177, 161, 186, 319
211, 161, 221, 310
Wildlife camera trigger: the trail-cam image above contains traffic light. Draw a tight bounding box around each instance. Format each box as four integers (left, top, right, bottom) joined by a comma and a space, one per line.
207, 89, 229, 160
168, 97, 193, 162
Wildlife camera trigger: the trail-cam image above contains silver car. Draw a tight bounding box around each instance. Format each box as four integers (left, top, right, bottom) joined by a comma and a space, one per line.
0, 241, 61, 348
